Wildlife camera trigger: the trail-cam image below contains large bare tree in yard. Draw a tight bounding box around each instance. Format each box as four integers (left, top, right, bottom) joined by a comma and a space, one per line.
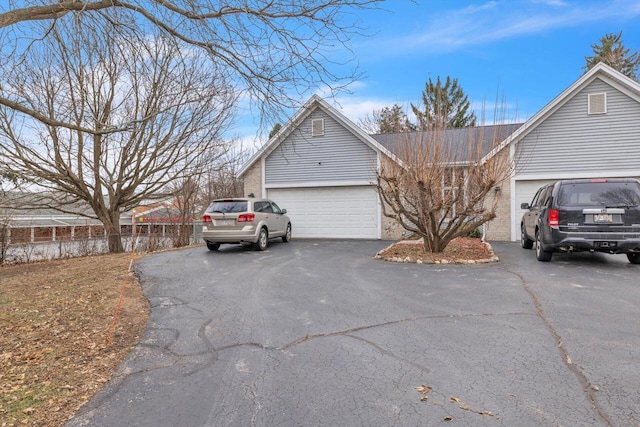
0, 17, 236, 253
376, 124, 514, 254
1, 0, 381, 127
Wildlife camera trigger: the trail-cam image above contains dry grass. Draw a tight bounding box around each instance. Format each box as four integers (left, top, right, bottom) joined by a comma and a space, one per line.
0, 253, 149, 427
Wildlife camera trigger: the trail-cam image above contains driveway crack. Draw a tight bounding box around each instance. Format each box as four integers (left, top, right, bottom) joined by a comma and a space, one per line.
278, 312, 533, 351
501, 265, 614, 426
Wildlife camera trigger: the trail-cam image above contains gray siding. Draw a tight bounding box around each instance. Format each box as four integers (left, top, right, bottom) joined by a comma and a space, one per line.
265, 110, 377, 185
515, 78, 640, 175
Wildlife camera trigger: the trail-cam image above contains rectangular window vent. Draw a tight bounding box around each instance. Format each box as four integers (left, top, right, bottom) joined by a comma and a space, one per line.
311, 118, 324, 136
588, 93, 607, 115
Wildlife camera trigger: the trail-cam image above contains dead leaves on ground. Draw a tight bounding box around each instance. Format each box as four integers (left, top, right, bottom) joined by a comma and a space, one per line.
1, 253, 149, 427
415, 385, 497, 421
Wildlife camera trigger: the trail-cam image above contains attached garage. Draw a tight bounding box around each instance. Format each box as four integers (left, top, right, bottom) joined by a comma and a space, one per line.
513, 179, 556, 240
240, 65, 640, 243
239, 95, 395, 240
267, 186, 380, 239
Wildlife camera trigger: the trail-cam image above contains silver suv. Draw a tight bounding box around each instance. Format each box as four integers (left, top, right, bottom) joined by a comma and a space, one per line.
202, 198, 291, 251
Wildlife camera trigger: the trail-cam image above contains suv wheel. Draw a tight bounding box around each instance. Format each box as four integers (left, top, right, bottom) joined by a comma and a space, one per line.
535, 229, 552, 262
282, 223, 291, 243
627, 253, 640, 264
206, 242, 220, 251
521, 224, 533, 249
255, 228, 268, 251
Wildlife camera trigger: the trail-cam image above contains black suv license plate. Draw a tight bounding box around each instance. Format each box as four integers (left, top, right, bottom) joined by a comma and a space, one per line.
595, 241, 617, 249
593, 214, 613, 223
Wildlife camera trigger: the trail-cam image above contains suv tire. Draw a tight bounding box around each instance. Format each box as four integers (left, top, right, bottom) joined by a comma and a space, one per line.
535, 229, 552, 262
627, 253, 640, 264
255, 228, 268, 251
521, 224, 533, 249
207, 242, 220, 251
282, 224, 292, 243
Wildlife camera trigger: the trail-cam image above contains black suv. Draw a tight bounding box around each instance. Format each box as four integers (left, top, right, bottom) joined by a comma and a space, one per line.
520, 178, 640, 263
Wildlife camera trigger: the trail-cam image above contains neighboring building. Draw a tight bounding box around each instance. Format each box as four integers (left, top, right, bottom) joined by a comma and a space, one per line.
239, 63, 640, 242
0, 198, 192, 244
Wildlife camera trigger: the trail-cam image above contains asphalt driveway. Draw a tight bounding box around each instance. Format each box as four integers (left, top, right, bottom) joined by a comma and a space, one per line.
67, 240, 640, 427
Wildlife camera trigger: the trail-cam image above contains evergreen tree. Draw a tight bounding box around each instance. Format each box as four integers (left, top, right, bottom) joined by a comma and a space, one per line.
584, 32, 640, 81
411, 76, 476, 129
269, 123, 282, 139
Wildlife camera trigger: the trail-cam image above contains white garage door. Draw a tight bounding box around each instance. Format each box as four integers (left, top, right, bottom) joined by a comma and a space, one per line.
267, 186, 379, 239
514, 180, 556, 240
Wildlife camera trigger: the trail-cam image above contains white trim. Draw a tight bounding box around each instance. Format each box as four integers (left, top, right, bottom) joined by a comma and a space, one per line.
514, 170, 639, 181
510, 174, 517, 242
265, 180, 375, 189
260, 156, 266, 198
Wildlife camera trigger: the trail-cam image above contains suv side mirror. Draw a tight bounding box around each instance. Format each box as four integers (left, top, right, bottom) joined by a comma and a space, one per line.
281, 209, 287, 214
520, 203, 530, 209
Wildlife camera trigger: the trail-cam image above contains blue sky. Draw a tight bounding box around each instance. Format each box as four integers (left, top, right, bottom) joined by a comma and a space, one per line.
237, 0, 640, 147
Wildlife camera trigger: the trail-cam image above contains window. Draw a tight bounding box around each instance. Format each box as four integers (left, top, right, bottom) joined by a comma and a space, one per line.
442, 167, 464, 219
206, 201, 247, 213
530, 188, 544, 208
588, 93, 607, 115
312, 119, 324, 136
557, 182, 640, 207
271, 203, 282, 214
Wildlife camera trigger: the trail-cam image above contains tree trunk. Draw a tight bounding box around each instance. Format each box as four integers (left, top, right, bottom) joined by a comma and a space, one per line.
104, 211, 124, 253
422, 234, 450, 254
106, 224, 124, 253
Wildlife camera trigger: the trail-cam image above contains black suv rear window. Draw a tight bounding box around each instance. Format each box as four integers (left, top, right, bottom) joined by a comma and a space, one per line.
557, 182, 640, 207
206, 201, 248, 213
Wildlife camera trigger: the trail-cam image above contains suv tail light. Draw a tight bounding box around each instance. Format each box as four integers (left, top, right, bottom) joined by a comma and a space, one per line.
238, 213, 255, 223
548, 209, 559, 227
202, 214, 212, 223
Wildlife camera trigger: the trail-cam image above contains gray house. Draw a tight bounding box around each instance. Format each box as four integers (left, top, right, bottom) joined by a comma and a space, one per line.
239, 63, 640, 242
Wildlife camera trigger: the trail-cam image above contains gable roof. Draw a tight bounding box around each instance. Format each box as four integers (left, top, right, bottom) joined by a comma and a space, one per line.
372, 123, 524, 164
241, 64, 640, 175
237, 94, 398, 177
483, 62, 640, 162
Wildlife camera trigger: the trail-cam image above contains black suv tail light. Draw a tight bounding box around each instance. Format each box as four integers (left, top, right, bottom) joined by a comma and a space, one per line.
548, 209, 559, 227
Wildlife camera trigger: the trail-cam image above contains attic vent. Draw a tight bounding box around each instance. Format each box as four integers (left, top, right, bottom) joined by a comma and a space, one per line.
311, 118, 324, 136
588, 93, 607, 115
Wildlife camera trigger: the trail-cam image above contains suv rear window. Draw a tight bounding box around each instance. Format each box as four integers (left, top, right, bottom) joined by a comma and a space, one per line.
557, 181, 640, 207
206, 201, 248, 213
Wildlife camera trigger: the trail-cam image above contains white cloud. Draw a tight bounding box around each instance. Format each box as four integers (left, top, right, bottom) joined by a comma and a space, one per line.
370, 0, 640, 55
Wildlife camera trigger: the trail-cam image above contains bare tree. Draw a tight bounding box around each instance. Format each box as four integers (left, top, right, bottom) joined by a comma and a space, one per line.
0, 212, 9, 264
0, 18, 236, 253
376, 122, 514, 254
166, 177, 201, 248
200, 143, 247, 204
359, 104, 416, 134
1, 1, 381, 130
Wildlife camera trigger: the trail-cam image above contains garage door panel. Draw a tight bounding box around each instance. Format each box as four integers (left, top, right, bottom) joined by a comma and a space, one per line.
514, 180, 556, 240
267, 186, 379, 239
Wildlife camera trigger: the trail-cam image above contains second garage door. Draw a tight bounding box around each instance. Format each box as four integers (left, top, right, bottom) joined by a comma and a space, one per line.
267, 186, 379, 239
514, 179, 556, 240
